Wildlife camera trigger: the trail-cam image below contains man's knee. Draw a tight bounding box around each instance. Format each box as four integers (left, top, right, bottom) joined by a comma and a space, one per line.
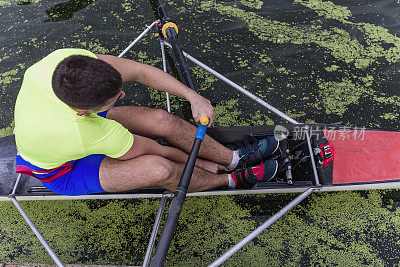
151, 156, 174, 179
151, 108, 177, 135
147, 156, 179, 189
152, 108, 172, 122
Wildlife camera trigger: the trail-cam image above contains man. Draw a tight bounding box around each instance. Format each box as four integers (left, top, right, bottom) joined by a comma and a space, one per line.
14, 48, 279, 196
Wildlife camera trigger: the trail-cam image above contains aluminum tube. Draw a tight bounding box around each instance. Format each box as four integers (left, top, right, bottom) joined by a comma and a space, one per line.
118, 20, 159, 58
11, 173, 22, 195
209, 187, 315, 267
160, 41, 171, 113
163, 42, 298, 124
143, 195, 168, 267
165, 94, 171, 113
305, 129, 321, 186
10, 197, 64, 267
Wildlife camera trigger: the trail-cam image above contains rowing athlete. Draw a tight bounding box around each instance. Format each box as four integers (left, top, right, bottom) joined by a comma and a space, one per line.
14, 48, 280, 196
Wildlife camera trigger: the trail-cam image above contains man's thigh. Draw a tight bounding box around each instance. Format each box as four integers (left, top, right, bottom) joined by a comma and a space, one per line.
106, 106, 177, 138
98, 154, 177, 192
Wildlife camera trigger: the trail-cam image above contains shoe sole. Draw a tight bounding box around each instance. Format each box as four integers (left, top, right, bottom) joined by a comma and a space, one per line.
262, 137, 280, 159
271, 139, 280, 155
268, 160, 279, 181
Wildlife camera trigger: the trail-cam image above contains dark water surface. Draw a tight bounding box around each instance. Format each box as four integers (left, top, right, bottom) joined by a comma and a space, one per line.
1, 0, 400, 132
1, 0, 400, 265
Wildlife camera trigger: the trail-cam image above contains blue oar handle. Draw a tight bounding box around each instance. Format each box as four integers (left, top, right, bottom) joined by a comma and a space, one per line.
194, 115, 209, 140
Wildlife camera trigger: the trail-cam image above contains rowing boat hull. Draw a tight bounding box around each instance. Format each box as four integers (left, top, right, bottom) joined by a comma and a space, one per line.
1, 124, 400, 201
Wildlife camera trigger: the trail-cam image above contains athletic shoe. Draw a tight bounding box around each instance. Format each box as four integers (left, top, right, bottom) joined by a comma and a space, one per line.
230, 159, 278, 189
234, 136, 279, 169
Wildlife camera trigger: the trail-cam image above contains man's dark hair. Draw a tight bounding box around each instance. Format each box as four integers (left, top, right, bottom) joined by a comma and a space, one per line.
52, 55, 122, 109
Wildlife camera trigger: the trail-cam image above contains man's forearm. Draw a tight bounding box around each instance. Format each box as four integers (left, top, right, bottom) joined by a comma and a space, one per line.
96, 54, 197, 102
134, 62, 198, 102
96, 54, 215, 123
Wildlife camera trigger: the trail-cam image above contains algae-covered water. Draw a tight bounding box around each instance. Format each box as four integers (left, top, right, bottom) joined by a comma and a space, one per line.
1, 0, 400, 265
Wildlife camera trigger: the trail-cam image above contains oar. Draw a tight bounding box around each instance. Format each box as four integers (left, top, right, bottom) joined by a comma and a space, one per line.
150, 115, 209, 266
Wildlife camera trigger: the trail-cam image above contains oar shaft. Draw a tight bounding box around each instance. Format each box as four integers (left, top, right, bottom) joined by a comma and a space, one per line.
167, 34, 195, 89
155, 0, 170, 21
150, 123, 207, 266
150, 1, 208, 264
155, 0, 196, 90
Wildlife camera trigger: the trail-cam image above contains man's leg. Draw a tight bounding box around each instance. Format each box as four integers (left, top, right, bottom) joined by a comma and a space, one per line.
123, 133, 223, 173
106, 106, 233, 166
99, 155, 228, 192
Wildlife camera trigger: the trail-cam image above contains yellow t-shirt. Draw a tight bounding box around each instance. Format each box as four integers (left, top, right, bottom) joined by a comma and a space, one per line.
14, 48, 134, 169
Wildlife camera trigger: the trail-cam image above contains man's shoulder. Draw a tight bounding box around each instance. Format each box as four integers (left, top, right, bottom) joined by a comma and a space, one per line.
47, 48, 98, 59
37, 48, 98, 68
23, 48, 98, 84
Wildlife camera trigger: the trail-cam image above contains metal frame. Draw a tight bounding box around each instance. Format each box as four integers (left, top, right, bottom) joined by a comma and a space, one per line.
9, 174, 64, 267
9, 20, 321, 265
143, 194, 169, 267
209, 188, 316, 266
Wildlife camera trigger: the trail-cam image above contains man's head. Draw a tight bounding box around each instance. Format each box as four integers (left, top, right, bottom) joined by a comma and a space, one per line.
52, 55, 123, 114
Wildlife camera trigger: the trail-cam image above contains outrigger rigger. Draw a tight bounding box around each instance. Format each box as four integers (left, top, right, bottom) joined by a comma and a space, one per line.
2, 0, 400, 266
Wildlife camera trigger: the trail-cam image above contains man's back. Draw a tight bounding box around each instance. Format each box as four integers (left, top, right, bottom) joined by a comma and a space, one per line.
14, 48, 133, 169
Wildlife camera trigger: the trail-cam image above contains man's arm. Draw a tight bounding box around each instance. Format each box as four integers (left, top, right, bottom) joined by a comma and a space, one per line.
95, 54, 215, 125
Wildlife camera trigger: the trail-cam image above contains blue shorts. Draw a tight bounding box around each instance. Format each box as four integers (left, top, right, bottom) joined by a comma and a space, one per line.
40, 153, 107, 196
16, 110, 109, 196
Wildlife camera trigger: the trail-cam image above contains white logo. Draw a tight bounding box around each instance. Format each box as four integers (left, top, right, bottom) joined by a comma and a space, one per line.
274, 125, 289, 141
